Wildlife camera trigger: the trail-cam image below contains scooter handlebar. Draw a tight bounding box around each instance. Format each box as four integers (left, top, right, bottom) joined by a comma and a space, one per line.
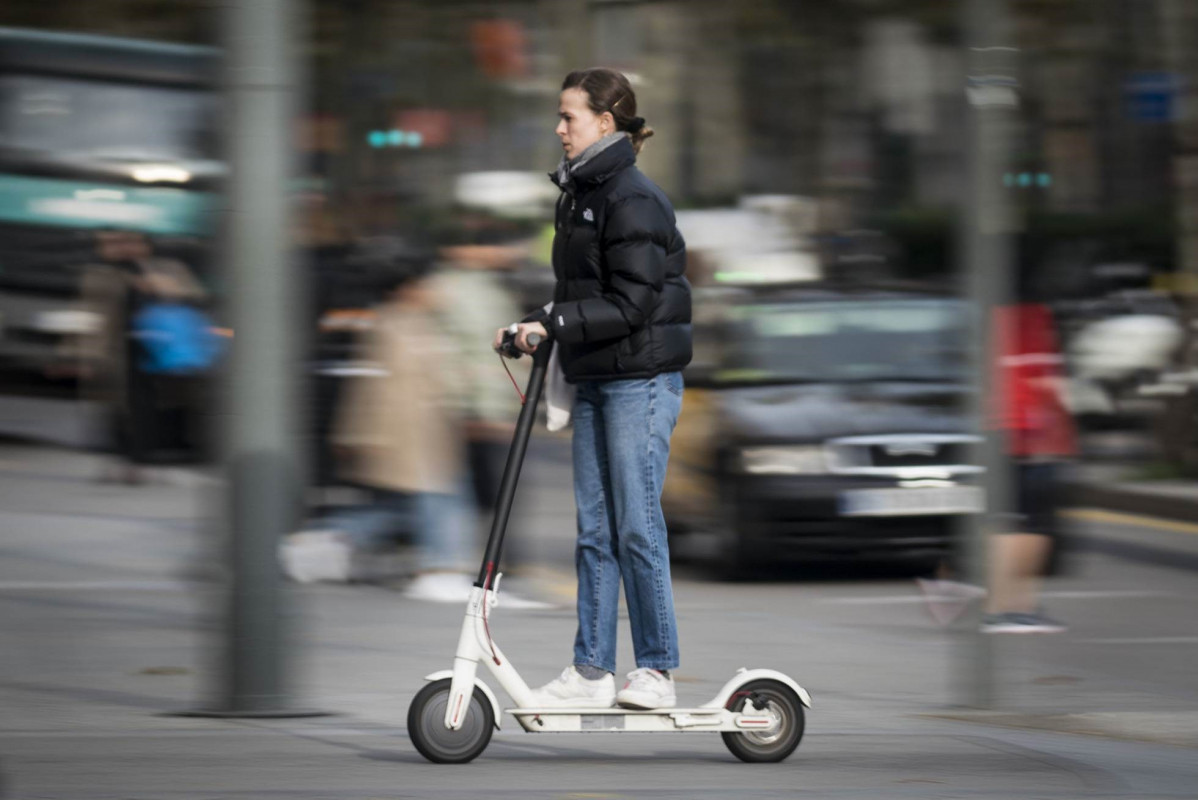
499, 327, 548, 359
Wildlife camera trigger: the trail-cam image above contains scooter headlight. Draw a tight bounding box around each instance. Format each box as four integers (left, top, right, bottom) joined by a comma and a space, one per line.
738, 446, 828, 475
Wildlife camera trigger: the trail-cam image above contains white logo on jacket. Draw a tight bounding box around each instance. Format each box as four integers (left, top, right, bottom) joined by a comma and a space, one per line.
583, 208, 594, 222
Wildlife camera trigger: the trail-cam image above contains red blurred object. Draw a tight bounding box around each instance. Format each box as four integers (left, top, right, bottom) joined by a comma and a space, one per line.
994, 303, 1077, 458
394, 109, 453, 148
298, 114, 343, 152
470, 19, 529, 80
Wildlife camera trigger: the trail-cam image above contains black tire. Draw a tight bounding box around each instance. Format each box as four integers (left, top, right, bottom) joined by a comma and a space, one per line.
408, 678, 495, 764
721, 679, 805, 763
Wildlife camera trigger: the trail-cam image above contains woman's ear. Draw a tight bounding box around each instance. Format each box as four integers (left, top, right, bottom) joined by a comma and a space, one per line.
600, 111, 615, 135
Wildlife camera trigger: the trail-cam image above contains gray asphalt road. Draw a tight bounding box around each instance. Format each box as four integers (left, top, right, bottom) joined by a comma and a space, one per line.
2, 441, 1198, 799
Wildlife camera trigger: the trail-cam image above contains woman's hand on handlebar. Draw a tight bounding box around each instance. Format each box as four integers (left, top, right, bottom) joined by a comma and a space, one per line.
493, 322, 548, 357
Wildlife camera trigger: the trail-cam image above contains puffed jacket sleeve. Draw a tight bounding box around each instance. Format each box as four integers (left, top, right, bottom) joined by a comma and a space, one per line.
549, 194, 666, 344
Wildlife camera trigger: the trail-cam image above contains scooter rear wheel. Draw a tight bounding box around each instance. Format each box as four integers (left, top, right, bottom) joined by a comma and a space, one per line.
408, 678, 495, 764
721, 679, 805, 763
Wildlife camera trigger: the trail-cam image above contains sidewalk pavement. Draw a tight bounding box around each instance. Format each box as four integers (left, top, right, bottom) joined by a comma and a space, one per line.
2, 441, 1198, 800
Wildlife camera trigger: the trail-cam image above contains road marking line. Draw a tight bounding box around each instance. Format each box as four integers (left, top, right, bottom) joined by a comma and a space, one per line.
1080, 637, 1198, 645
820, 596, 946, 605
1063, 508, 1198, 537
0, 727, 399, 739
820, 589, 1168, 605
1039, 590, 1172, 599
0, 580, 192, 592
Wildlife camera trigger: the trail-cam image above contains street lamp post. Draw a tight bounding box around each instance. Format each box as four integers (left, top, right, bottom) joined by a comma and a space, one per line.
190, 0, 313, 717
958, 0, 1019, 709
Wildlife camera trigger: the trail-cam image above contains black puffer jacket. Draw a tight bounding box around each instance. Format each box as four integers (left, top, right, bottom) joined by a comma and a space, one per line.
534, 135, 692, 382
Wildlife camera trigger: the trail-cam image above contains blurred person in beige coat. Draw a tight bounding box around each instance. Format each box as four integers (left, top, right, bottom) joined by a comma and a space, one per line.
281, 250, 475, 601
433, 224, 530, 558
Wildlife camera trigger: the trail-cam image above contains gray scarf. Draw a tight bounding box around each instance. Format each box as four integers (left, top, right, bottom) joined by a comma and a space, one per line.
553, 131, 628, 193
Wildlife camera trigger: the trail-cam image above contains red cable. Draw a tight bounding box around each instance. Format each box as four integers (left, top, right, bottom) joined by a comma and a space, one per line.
481, 561, 502, 665
726, 690, 753, 710
499, 354, 526, 405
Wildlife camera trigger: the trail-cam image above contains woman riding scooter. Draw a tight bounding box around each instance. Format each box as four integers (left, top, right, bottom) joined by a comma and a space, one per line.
496, 67, 691, 710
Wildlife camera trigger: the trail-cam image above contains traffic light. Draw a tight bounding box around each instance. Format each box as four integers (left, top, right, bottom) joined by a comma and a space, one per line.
1003, 172, 1051, 189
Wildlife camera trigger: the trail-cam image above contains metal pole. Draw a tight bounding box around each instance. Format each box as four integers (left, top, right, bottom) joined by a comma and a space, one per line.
201, 0, 310, 717
957, 0, 1019, 709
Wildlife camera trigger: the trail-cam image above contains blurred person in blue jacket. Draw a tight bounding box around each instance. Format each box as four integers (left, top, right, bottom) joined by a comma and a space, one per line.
76, 231, 212, 484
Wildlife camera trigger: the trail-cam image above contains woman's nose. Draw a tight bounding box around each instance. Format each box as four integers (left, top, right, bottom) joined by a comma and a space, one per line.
555, 120, 566, 136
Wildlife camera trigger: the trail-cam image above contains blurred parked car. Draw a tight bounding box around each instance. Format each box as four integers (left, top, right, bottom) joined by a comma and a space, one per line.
663, 284, 981, 577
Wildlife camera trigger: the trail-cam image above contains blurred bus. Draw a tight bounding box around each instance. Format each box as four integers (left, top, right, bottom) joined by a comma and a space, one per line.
0, 27, 219, 384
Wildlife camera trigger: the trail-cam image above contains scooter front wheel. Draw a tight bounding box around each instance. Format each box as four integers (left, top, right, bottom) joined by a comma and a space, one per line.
408, 678, 495, 764
721, 679, 805, 763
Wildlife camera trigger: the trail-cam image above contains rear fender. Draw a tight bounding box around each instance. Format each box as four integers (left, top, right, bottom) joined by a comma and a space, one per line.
707, 668, 812, 709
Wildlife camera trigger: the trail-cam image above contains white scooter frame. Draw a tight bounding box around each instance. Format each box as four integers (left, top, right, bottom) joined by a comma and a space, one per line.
408, 331, 811, 763
431, 579, 811, 734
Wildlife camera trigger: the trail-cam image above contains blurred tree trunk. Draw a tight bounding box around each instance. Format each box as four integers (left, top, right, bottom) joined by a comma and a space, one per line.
1161, 0, 1198, 286
1156, 0, 1198, 471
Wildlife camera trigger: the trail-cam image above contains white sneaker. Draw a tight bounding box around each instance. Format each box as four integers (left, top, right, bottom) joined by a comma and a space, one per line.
616, 668, 676, 710
279, 531, 352, 583
529, 667, 616, 708
403, 572, 474, 603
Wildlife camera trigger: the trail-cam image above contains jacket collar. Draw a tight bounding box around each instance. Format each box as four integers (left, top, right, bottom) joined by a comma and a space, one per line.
549, 134, 636, 193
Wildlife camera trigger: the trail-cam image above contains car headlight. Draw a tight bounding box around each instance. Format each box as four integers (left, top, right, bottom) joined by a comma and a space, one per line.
738, 446, 828, 475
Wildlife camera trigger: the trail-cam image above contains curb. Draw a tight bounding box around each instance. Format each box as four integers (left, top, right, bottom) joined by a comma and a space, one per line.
1062, 480, 1198, 572
1065, 481, 1198, 526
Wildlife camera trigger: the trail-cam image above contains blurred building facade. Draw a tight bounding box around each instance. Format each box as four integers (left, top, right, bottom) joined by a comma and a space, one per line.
2, 0, 1195, 295
4, 0, 1198, 465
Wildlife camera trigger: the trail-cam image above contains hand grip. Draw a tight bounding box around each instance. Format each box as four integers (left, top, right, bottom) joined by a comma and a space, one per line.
499, 327, 549, 360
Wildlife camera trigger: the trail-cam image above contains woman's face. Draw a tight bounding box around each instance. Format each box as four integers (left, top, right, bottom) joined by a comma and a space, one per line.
556, 88, 610, 159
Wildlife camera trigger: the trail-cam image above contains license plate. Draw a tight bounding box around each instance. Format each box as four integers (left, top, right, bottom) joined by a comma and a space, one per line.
839, 486, 984, 517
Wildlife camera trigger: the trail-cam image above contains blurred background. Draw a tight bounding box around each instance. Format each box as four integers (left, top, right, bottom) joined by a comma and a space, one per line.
1, 0, 1196, 467
2, 1, 1198, 796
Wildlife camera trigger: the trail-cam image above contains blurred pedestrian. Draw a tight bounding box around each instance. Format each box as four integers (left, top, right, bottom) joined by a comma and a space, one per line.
918, 299, 1076, 633
77, 231, 212, 484
980, 301, 1076, 633
281, 250, 476, 602
434, 220, 529, 536
496, 68, 691, 709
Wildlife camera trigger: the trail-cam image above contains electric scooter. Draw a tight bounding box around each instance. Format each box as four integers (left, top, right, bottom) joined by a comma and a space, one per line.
407, 329, 811, 764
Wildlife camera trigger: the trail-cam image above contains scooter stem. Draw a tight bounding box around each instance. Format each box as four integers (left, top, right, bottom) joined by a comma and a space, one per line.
476, 338, 553, 586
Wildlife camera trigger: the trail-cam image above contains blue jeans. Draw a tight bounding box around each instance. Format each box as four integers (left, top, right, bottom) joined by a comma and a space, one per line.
571, 372, 684, 673
317, 487, 471, 572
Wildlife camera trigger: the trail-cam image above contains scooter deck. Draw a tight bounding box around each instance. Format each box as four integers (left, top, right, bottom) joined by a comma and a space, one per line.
507, 705, 776, 734
509, 706, 723, 716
